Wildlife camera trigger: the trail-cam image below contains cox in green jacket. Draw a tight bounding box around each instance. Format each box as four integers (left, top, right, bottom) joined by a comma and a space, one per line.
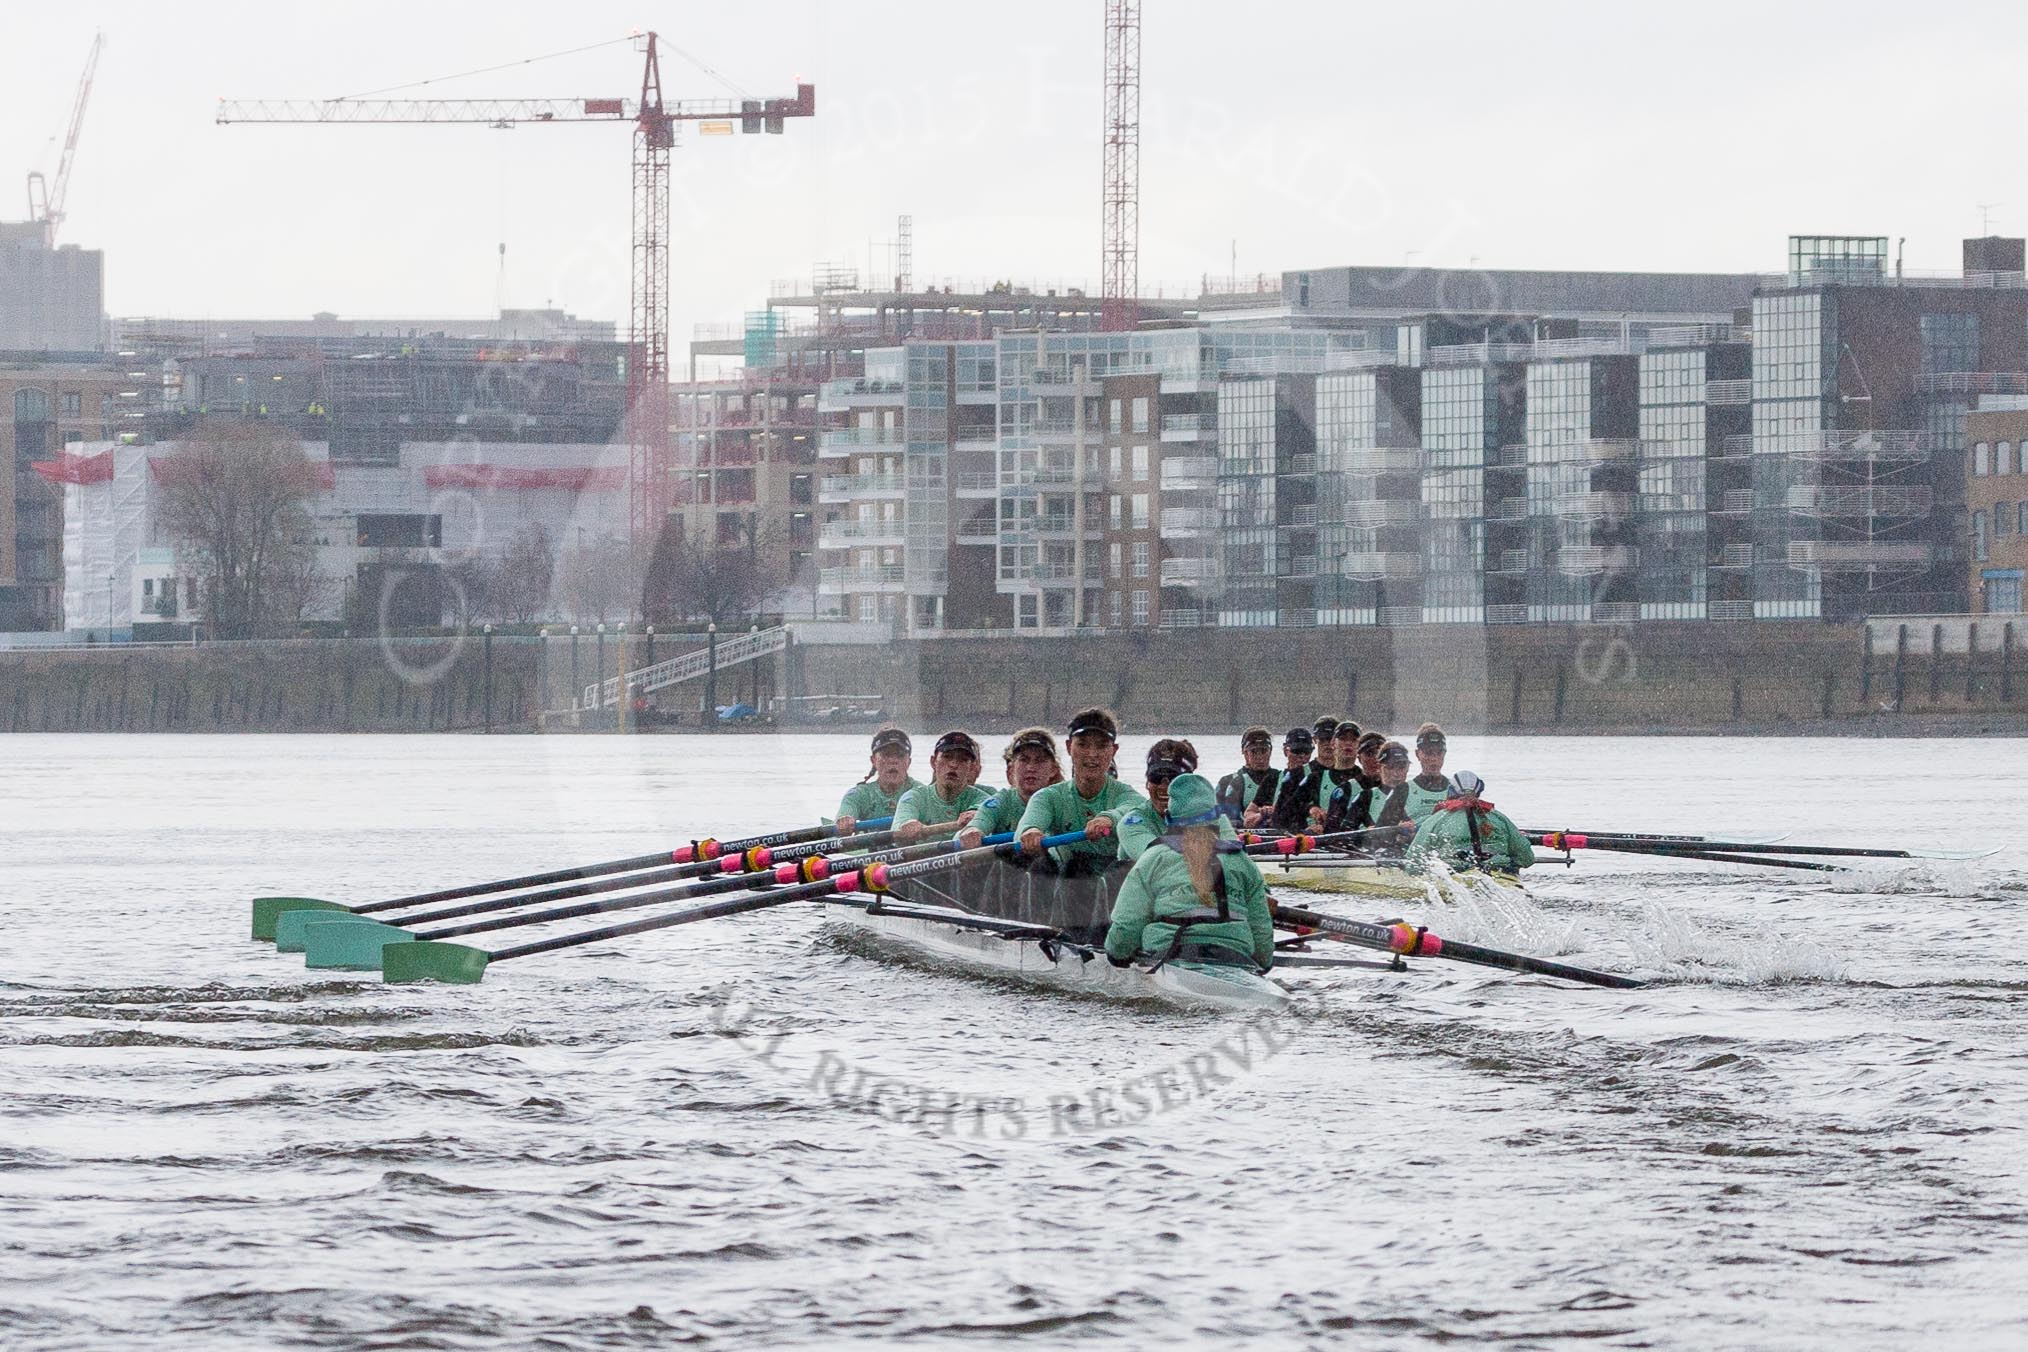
1407, 773, 1534, 875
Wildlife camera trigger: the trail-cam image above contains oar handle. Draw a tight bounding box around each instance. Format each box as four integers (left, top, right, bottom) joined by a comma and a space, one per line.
672, 817, 894, 864
1239, 824, 1410, 858
1273, 902, 1645, 990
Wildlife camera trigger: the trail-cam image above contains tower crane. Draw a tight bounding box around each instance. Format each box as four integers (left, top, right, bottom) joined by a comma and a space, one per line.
1100, 1, 1140, 332
216, 33, 815, 548
26, 31, 106, 248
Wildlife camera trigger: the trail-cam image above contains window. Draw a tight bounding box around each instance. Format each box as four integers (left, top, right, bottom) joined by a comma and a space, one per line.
1973, 510, 1989, 561
1132, 446, 1148, 481
1132, 397, 1149, 433
1110, 496, 1123, 530
1131, 541, 1150, 578
142, 578, 153, 598
2020, 503, 2027, 536
2002, 442, 2019, 476
61, 392, 82, 417
1110, 591, 1122, 625
1919, 312, 1980, 374
1131, 589, 1149, 624
355, 513, 442, 548
1109, 541, 1122, 578
1975, 442, 1992, 475
1988, 574, 2024, 614
1998, 502, 2014, 537
1110, 398, 1122, 431
1131, 494, 1149, 529
1109, 445, 1122, 477
789, 473, 813, 505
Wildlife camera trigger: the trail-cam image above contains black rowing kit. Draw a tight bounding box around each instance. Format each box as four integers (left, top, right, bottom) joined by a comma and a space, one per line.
1270, 763, 1326, 832
1215, 768, 1278, 824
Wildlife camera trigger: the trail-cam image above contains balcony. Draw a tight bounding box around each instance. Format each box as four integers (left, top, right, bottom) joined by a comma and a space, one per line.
1485, 604, 1529, 624
1160, 507, 1218, 533
1033, 515, 1104, 540
1491, 548, 1530, 575
819, 378, 905, 409
1160, 557, 1219, 586
1324, 447, 1422, 475
819, 428, 905, 457
1160, 456, 1217, 489
1705, 378, 1752, 406
1713, 543, 1755, 570
1557, 545, 1640, 575
1786, 540, 1933, 569
1161, 412, 1213, 439
818, 473, 905, 503
1339, 498, 1420, 527
1712, 488, 1756, 514
818, 519, 905, 547
1553, 491, 1634, 520
1336, 551, 1421, 580
954, 517, 998, 544
1283, 452, 1318, 475
1158, 607, 1208, 629
1284, 504, 1319, 528
1787, 485, 1933, 517
818, 564, 906, 594
1727, 430, 1931, 461
1912, 371, 2028, 397
955, 470, 1005, 496
1709, 600, 1756, 621
1278, 555, 1319, 578
1570, 439, 1639, 464
1490, 496, 1531, 522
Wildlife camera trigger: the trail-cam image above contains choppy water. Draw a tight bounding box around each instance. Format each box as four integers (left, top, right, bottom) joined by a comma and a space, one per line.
3, 732, 2025, 1349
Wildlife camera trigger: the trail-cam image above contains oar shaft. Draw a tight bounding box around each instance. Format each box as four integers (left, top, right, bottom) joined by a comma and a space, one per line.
352, 818, 889, 915
1617, 845, 1846, 873
376, 822, 923, 928
1537, 832, 1905, 860
1273, 902, 1644, 990
488, 831, 1084, 964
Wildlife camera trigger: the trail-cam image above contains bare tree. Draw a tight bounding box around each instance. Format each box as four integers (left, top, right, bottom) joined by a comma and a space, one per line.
486, 523, 556, 624
152, 420, 323, 639
643, 516, 785, 625
558, 534, 638, 623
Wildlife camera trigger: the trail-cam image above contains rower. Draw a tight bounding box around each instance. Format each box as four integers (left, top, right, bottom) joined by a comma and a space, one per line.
1215, 726, 1279, 828
1270, 726, 1324, 832
1103, 774, 1276, 974
1308, 717, 1362, 829
1016, 707, 1148, 869
1352, 731, 1386, 794
972, 726, 1062, 839
1114, 738, 1224, 861
1402, 723, 1457, 824
892, 731, 990, 847
1317, 722, 1377, 837
835, 726, 923, 836
1310, 716, 1340, 780
1408, 770, 1535, 876
1365, 740, 1417, 830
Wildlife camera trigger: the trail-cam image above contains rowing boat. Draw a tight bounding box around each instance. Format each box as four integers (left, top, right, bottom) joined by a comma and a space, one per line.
827, 896, 1295, 1010
1262, 856, 1523, 899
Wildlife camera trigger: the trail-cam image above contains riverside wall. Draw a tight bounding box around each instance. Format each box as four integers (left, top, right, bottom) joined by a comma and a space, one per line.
4, 618, 2023, 734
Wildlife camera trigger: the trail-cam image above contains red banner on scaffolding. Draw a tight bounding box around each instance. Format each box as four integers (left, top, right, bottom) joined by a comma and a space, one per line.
422, 464, 626, 491
29, 450, 115, 485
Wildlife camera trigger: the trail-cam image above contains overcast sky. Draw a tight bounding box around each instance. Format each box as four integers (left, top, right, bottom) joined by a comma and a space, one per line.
7, 0, 2027, 355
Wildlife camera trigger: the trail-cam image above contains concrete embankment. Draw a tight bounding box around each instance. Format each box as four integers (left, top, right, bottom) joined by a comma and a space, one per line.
5, 618, 2023, 734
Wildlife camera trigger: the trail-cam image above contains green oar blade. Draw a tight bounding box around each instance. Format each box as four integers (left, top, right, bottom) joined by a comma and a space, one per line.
383, 941, 491, 985
274, 907, 386, 952
302, 919, 415, 970
252, 897, 348, 942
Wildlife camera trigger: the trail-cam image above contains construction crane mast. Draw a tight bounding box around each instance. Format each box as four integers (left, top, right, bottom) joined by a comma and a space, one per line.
26, 31, 106, 248
1100, 1, 1140, 333
216, 33, 814, 549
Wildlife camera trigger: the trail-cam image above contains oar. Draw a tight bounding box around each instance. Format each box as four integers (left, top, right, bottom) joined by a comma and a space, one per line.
1533, 832, 1987, 862
254, 817, 894, 943
274, 820, 941, 953
1239, 825, 1413, 857
382, 830, 1088, 984
1272, 901, 1644, 990
301, 828, 977, 970
1520, 829, 1787, 846
1601, 845, 1847, 873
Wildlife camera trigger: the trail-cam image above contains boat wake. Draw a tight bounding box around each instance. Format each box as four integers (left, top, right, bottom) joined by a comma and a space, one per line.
1623, 903, 1849, 985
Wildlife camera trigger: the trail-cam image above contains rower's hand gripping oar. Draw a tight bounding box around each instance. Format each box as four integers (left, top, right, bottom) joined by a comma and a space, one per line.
255, 817, 896, 943
382, 830, 1088, 985
259, 818, 904, 948
1238, 825, 1414, 857
1272, 901, 1645, 991
303, 827, 978, 970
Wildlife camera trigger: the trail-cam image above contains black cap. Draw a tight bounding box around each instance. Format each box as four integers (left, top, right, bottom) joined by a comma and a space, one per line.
1284, 727, 1315, 752
1312, 716, 1339, 739
1379, 742, 1411, 766
932, 730, 980, 759
1240, 727, 1273, 750
1145, 743, 1198, 781
1333, 719, 1362, 741
871, 728, 911, 755
1415, 728, 1447, 750
1007, 729, 1055, 757
1357, 731, 1385, 753
1066, 712, 1117, 742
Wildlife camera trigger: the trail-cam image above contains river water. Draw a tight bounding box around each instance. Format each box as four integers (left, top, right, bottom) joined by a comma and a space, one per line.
2, 732, 2025, 1349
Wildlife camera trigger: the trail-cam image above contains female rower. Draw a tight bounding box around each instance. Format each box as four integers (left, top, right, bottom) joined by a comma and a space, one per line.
1103, 774, 1275, 973
1270, 727, 1324, 832
972, 727, 1063, 839
1215, 726, 1279, 827
1361, 741, 1421, 855
1308, 718, 1364, 829
892, 731, 990, 846
1016, 707, 1148, 868
1408, 771, 1534, 875
1403, 722, 1457, 824
1112, 738, 1206, 861
834, 726, 923, 836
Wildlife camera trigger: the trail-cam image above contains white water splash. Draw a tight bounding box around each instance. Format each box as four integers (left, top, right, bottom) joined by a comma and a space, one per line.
1406, 859, 1582, 956
1624, 902, 1849, 985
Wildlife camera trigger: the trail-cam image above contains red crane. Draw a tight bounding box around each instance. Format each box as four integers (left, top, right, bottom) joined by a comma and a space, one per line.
216, 33, 814, 548
1100, 1, 1140, 333
26, 31, 106, 248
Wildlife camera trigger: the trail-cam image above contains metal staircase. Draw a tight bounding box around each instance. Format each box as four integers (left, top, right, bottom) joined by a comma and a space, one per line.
581, 625, 788, 710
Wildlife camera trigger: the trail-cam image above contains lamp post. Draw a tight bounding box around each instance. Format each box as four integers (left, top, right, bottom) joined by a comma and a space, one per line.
595, 623, 607, 727
482, 623, 494, 733
705, 621, 719, 727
